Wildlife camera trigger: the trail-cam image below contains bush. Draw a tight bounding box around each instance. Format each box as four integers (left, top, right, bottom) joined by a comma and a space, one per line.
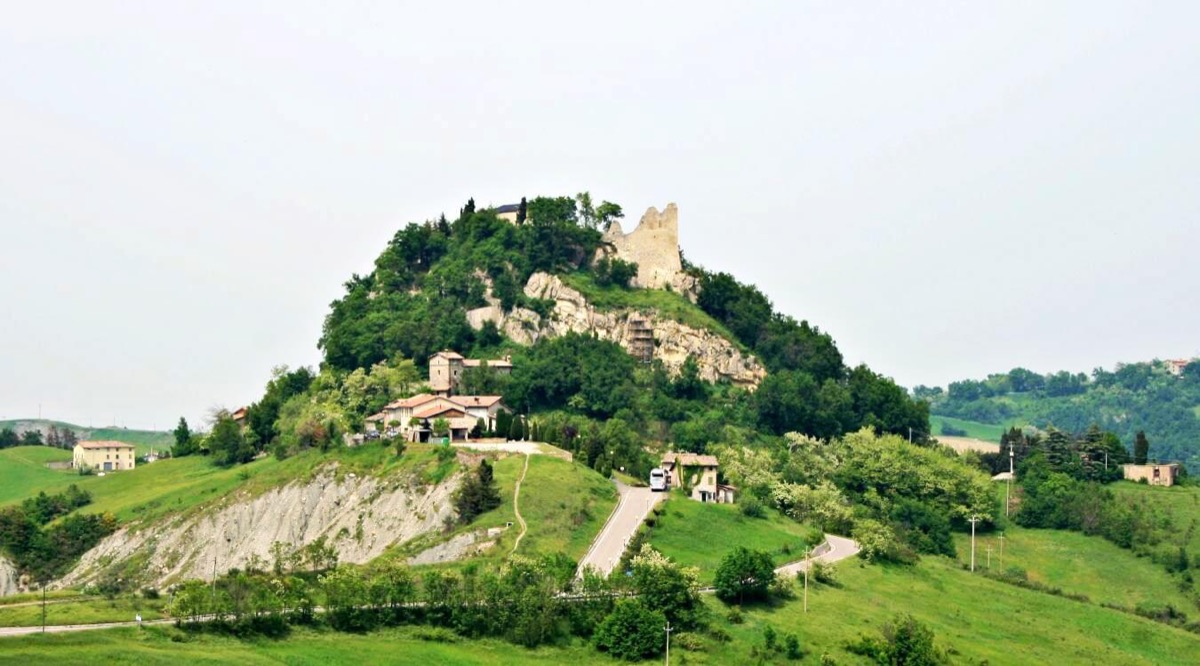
713, 547, 776, 604
726, 606, 744, 624
593, 600, 665, 661
739, 495, 766, 519
847, 614, 948, 665
811, 560, 839, 587
784, 633, 803, 660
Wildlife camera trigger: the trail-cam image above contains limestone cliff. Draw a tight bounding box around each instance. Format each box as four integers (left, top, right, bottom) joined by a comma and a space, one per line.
0, 555, 18, 597
58, 467, 460, 589
467, 272, 766, 388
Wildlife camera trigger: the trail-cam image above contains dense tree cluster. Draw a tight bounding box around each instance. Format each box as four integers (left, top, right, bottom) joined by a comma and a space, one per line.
453, 459, 502, 524
921, 361, 1200, 471
0, 425, 79, 450
0, 486, 115, 581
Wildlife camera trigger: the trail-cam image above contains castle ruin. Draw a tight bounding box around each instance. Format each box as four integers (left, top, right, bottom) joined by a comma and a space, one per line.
601, 203, 685, 290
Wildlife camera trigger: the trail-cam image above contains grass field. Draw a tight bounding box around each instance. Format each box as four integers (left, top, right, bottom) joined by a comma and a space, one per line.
5, 557, 1199, 664
951, 526, 1196, 611
0, 596, 167, 628
0, 447, 77, 505
930, 415, 1011, 442
646, 494, 818, 584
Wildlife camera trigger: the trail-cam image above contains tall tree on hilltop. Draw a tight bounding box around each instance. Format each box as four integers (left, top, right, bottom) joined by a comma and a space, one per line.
516, 196, 527, 224
1134, 430, 1150, 465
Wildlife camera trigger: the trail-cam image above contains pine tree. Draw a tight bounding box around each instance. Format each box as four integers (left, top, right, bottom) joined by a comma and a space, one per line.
1134, 431, 1150, 465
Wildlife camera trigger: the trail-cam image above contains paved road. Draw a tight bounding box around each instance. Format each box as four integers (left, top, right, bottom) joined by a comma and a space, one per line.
577, 482, 667, 577
774, 534, 860, 577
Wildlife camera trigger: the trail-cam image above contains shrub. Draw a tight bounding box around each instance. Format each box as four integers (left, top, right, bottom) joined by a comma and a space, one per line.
739, 495, 766, 519
726, 606, 744, 624
784, 633, 803, 660
713, 547, 776, 604
593, 600, 665, 661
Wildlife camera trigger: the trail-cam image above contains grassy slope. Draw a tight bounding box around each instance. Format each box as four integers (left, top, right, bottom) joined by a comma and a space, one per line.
930, 415, 1011, 442
951, 526, 1196, 610
0, 597, 168, 628
1111, 481, 1200, 554
5, 559, 1199, 664
647, 494, 817, 584
558, 272, 745, 349
394, 453, 618, 568
0, 447, 76, 505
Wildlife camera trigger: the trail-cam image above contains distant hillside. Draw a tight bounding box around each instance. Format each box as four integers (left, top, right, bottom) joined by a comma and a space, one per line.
0, 419, 172, 456
918, 360, 1200, 471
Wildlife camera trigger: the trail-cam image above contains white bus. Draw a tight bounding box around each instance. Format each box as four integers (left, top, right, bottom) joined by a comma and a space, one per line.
649, 468, 667, 492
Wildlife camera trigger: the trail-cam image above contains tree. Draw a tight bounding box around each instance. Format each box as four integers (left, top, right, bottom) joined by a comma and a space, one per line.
592, 599, 664, 661
209, 414, 253, 467
516, 196, 527, 224
596, 201, 624, 230
713, 547, 776, 604
173, 417, 196, 457
508, 416, 525, 441
20, 430, 43, 447
1134, 430, 1150, 465
0, 428, 18, 449
454, 459, 502, 524
432, 417, 450, 440
629, 545, 703, 628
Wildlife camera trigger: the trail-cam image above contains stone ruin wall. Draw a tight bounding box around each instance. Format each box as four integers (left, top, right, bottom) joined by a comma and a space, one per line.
601, 203, 686, 290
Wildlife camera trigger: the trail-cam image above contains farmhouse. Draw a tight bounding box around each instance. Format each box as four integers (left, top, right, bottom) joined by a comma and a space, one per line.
368, 393, 509, 442
73, 440, 136, 472
661, 452, 732, 503
1122, 462, 1181, 487
429, 351, 513, 396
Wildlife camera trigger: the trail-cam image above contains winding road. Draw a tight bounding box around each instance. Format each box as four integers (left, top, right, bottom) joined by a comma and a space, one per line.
774, 533, 860, 577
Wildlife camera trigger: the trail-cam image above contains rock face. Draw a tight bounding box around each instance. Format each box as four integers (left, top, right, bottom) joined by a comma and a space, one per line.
601, 203, 686, 290
58, 468, 460, 589
0, 556, 18, 597
467, 272, 766, 388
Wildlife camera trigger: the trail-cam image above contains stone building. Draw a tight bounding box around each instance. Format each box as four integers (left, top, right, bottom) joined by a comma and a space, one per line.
73, 440, 136, 472
428, 350, 513, 396
1122, 462, 1181, 487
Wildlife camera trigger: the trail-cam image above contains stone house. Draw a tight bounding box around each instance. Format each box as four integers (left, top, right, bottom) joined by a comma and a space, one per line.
73, 440, 136, 472
1122, 462, 1181, 487
429, 351, 513, 396
661, 452, 729, 503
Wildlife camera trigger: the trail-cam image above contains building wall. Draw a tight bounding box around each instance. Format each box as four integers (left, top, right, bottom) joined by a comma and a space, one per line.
1123, 464, 1178, 487
73, 445, 136, 472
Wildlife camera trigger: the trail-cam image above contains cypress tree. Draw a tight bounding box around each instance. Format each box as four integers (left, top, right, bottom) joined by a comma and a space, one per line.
1134, 431, 1150, 465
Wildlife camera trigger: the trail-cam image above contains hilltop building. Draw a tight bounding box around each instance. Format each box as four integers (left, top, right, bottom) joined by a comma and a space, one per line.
1122, 462, 1181, 487
366, 394, 509, 442
429, 351, 512, 396
73, 440, 136, 472
1164, 359, 1194, 377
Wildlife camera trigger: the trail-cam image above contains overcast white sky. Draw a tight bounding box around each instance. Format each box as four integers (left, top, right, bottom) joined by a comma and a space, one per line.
2, 2, 1198, 430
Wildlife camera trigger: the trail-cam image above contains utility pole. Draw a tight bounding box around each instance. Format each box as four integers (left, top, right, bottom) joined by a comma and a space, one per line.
664, 621, 672, 665
986, 544, 993, 570
803, 546, 810, 613
999, 533, 1005, 571
1006, 446, 1015, 517
968, 515, 981, 572
41, 581, 46, 633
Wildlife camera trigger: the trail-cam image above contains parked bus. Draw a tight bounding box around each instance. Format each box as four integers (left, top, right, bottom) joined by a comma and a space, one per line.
649, 468, 667, 491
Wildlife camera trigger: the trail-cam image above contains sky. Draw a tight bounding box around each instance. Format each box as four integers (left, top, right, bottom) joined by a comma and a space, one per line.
1, 2, 1198, 430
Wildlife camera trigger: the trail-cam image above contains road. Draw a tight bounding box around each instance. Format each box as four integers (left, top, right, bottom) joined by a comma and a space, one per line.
577, 481, 667, 577
774, 534, 860, 577
0, 618, 173, 637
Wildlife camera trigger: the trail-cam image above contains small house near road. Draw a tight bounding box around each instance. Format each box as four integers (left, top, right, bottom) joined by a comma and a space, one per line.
661, 452, 730, 503
1123, 463, 1181, 487
73, 440, 136, 472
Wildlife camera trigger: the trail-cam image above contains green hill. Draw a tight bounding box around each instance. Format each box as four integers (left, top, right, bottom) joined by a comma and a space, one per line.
920, 360, 1200, 470
0, 419, 172, 457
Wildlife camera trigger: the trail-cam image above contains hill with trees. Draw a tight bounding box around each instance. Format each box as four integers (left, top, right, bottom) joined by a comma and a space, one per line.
918, 360, 1200, 471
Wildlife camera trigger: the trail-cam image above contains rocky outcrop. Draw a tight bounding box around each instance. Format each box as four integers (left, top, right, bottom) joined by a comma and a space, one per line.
467, 272, 766, 388
58, 468, 461, 589
0, 555, 18, 597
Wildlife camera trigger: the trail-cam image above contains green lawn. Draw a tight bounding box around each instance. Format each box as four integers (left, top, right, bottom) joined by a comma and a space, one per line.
0, 596, 167, 628
0, 625, 607, 665
930, 415, 1011, 442
0, 447, 77, 505
951, 526, 1196, 610
647, 494, 818, 584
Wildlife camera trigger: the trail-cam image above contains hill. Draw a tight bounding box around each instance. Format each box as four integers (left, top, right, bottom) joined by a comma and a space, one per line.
0, 419, 172, 457
919, 360, 1200, 471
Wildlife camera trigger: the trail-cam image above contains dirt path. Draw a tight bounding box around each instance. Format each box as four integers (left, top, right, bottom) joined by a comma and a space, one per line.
509, 454, 531, 556
0, 618, 173, 637
577, 481, 666, 577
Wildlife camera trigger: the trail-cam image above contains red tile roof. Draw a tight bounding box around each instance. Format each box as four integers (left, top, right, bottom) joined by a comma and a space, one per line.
385, 394, 438, 409
413, 405, 465, 419
661, 452, 719, 467
452, 395, 505, 408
